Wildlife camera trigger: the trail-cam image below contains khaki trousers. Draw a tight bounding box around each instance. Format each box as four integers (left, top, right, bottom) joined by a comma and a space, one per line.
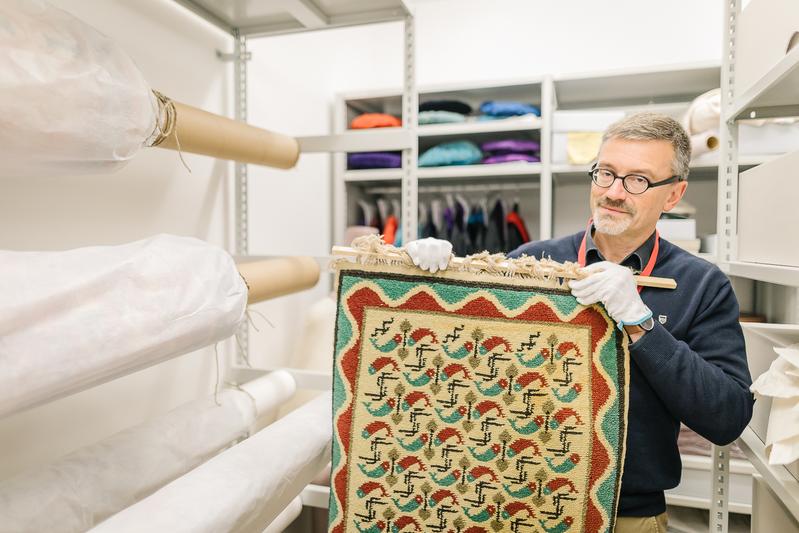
614, 512, 668, 533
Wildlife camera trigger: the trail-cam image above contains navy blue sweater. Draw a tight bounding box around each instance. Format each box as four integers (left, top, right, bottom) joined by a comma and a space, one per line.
509, 231, 755, 517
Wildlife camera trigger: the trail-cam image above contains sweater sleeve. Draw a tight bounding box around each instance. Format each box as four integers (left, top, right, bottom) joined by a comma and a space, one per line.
629, 272, 755, 445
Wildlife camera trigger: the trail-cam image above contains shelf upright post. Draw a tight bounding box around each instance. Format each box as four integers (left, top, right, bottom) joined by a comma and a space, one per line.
710, 2, 741, 531
540, 76, 555, 240
717, 0, 741, 270
234, 28, 250, 366
401, 13, 418, 245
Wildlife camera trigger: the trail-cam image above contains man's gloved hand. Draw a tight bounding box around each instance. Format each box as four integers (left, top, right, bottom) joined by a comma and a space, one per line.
404, 237, 452, 273
568, 261, 652, 329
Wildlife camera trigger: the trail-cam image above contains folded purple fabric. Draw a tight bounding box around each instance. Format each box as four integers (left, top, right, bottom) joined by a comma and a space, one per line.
482, 153, 541, 164
480, 139, 540, 155
347, 152, 402, 169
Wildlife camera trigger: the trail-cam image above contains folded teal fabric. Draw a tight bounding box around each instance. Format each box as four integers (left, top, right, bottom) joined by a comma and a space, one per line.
418, 110, 467, 125
418, 141, 482, 167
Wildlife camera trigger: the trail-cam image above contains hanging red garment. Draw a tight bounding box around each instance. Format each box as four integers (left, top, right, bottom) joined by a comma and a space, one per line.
382, 215, 398, 244
506, 210, 530, 243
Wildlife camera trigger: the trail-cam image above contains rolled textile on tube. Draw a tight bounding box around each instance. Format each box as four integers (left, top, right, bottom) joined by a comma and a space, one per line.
157, 101, 300, 170
0, 234, 248, 417
90, 393, 332, 533
0, 373, 296, 533
690, 130, 720, 159
238, 256, 321, 304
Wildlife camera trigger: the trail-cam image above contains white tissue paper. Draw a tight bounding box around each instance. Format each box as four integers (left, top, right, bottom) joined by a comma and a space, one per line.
90, 393, 332, 533
0, 372, 296, 533
750, 343, 799, 465
0, 0, 157, 177
0, 389, 256, 533
0, 234, 248, 417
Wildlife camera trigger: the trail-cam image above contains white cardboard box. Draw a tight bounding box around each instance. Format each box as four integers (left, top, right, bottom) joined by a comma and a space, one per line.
738, 148, 799, 267
657, 218, 696, 241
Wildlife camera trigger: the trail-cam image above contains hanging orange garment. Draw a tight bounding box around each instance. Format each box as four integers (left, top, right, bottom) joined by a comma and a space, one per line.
382, 215, 398, 244
506, 210, 531, 243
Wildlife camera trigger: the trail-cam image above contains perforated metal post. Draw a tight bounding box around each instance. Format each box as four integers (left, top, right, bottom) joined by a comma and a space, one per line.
401, 14, 418, 246
710, 2, 740, 532
717, 0, 741, 268
234, 29, 250, 365
539, 76, 554, 240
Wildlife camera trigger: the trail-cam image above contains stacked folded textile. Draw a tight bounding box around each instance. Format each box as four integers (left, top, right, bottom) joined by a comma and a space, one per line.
418, 140, 482, 167
479, 100, 541, 119
350, 113, 401, 129
347, 152, 401, 169
419, 99, 472, 125
480, 139, 540, 164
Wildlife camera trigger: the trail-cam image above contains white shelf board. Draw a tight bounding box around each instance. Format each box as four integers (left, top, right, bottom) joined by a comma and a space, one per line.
738, 426, 799, 523
299, 128, 413, 153
172, 0, 410, 37
740, 322, 799, 347
344, 162, 542, 183
664, 493, 751, 515
301, 484, 330, 509
417, 115, 541, 137
344, 168, 402, 182
419, 162, 541, 180
689, 153, 773, 169
726, 261, 799, 287
553, 62, 720, 109
727, 45, 799, 121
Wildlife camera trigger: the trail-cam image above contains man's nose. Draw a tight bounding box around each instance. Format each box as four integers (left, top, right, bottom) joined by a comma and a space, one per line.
604, 178, 628, 201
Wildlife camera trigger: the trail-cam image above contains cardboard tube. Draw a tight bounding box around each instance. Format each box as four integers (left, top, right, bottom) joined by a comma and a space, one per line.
238, 257, 320, 304
159, 100, 299, 169
690, 130, 719, 158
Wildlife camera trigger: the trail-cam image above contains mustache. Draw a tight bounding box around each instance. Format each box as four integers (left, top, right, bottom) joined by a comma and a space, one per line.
596, 198, 634, 214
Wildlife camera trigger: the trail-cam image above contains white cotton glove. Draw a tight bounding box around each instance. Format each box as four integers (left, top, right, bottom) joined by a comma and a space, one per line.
404, 237, 453, 273
568, 261, 652, 329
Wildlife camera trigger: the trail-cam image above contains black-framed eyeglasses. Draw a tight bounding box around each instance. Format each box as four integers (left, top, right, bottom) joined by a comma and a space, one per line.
588, 165, 684, 195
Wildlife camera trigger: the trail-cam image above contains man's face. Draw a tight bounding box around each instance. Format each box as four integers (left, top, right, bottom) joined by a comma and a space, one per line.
590, 137, 688, 237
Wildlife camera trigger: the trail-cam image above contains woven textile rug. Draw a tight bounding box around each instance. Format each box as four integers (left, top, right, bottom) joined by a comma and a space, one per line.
330, 251, 629, 533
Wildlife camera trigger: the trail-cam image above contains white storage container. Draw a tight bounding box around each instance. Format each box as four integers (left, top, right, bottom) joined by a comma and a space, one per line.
740, 121, 799, 155
736, 0, 799, 97
738, 148, 799, 267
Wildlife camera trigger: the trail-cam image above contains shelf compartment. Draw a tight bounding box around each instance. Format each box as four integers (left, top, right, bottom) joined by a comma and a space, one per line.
665, 453, 753, 514
738, 426, 799, 523
726, 262, 799, 287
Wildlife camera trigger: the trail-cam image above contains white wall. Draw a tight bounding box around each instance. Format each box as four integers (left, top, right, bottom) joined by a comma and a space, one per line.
246, 0, 723, 251
0, 0, 235, 479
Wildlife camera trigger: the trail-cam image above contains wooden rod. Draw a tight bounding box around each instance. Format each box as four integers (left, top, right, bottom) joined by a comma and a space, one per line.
158, 100, 300, 169
238, 257, 320, 304
331, 246, 677, 290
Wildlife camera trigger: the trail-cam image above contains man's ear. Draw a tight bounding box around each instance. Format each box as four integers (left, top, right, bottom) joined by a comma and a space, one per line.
662, 181, 688, 212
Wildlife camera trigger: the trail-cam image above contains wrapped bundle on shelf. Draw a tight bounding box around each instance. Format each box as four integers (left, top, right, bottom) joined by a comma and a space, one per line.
0, 372, 296, 533
0, 234, 320, 417
91, 393, 332, 533
0, 0, 298, 177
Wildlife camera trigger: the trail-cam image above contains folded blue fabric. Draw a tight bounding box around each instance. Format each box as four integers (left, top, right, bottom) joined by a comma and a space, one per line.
418, 141, 483, 167
418, 110, 467, 125
479, 101, 541, 117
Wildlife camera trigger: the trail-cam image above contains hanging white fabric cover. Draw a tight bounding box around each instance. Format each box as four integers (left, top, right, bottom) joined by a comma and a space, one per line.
0, 234, 248, 417
0, 0, 157, 177
0, 372, 296, 533
90, 393, 332, 533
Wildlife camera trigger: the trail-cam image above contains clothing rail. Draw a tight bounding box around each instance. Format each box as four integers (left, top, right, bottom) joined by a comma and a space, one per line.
364, 181, 541, 195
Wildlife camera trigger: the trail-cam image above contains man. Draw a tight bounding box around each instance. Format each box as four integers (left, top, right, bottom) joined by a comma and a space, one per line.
406, 112, 754, 532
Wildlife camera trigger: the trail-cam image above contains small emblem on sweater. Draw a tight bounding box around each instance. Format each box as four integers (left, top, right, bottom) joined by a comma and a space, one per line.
658, 315, 668, 324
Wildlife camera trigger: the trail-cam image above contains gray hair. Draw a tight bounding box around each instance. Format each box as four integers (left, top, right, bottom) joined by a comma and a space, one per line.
602, 112, 691, 180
